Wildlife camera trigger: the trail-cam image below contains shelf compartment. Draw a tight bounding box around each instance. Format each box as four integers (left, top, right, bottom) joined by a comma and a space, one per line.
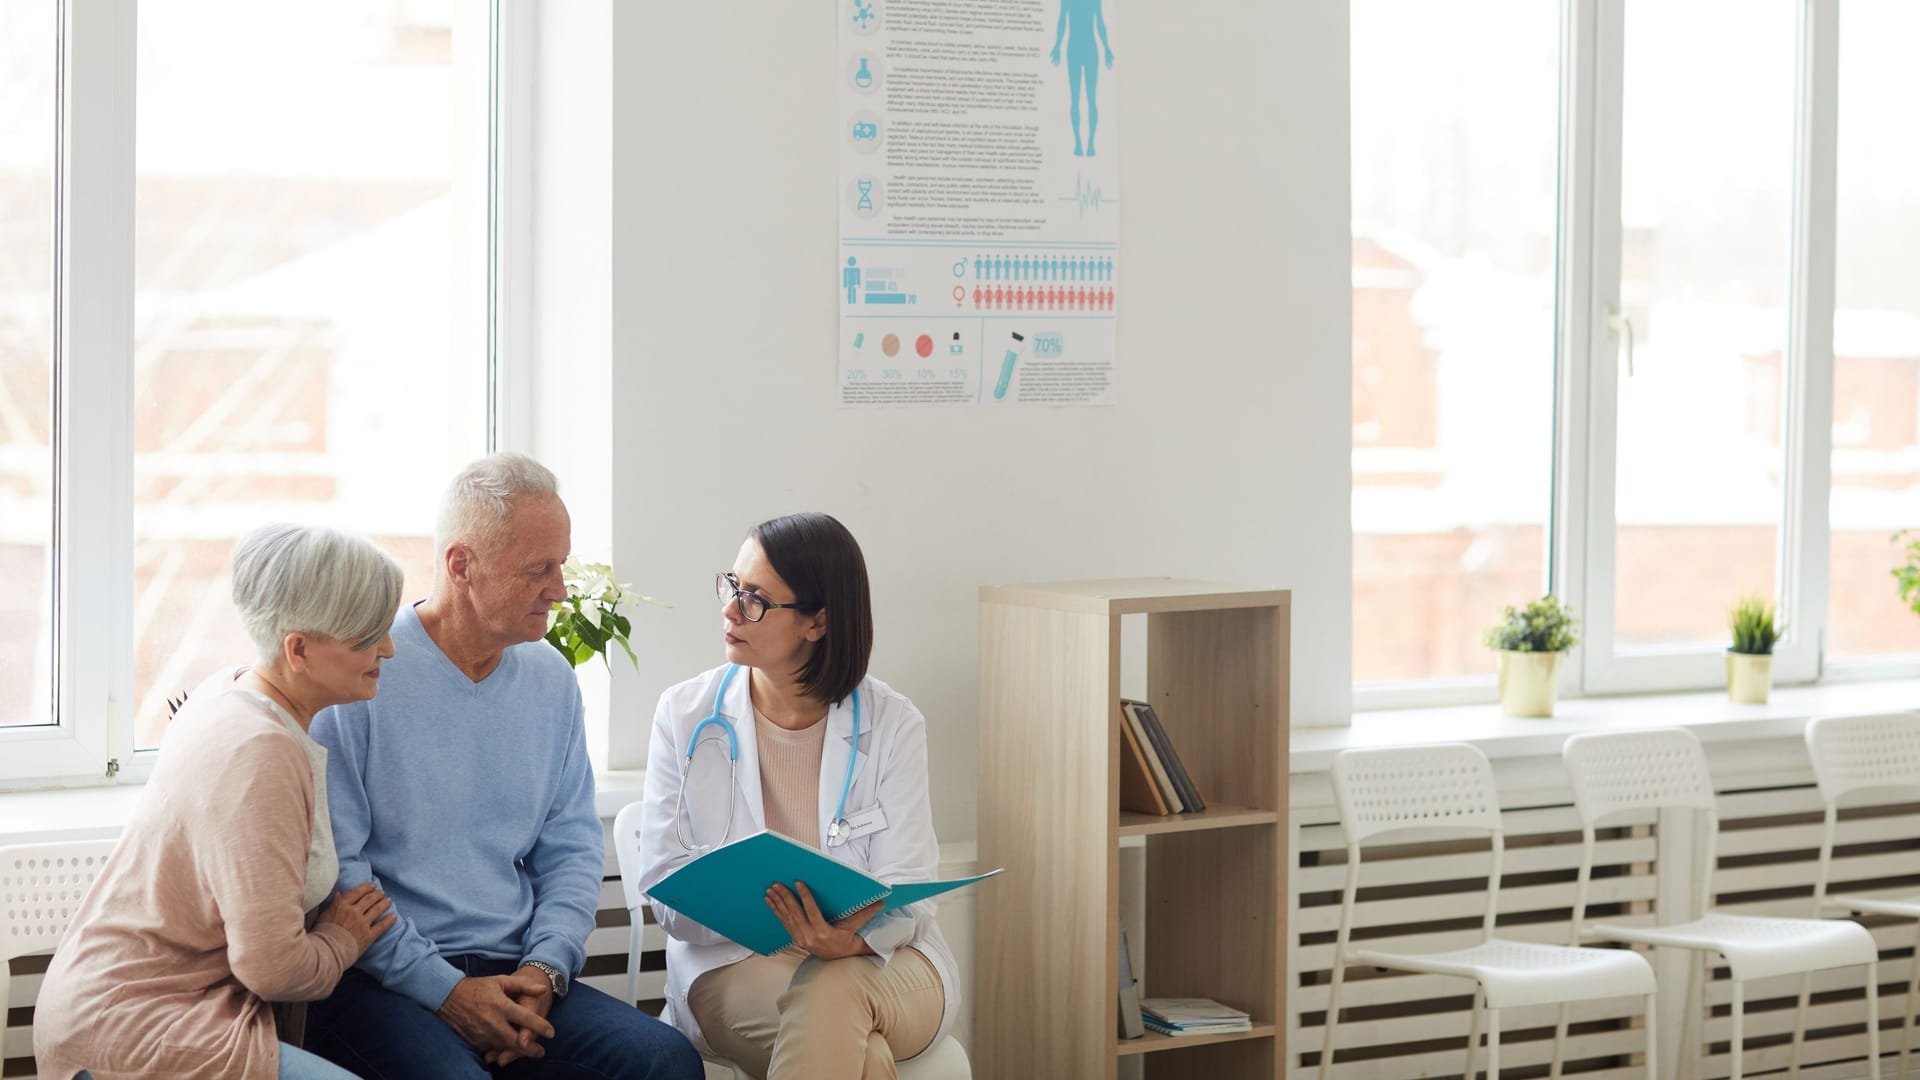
1115, 1024, 1276, 1056
1118, 803, 1278, 837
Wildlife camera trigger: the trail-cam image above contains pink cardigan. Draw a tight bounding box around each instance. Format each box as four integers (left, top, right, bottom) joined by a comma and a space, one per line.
32, 671, 361, 1080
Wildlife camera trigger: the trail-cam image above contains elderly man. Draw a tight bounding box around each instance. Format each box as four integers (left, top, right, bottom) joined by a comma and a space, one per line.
306, 454, 701, 1079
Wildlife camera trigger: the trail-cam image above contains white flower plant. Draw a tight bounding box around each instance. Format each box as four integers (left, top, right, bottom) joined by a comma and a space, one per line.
545, 557, 662, 671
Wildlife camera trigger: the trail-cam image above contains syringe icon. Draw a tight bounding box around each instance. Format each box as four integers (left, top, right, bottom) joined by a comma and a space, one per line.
994, 332, 1025, 400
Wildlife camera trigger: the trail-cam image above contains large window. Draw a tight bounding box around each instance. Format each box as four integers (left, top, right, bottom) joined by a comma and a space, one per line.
1353, 1, 1919, 702
1827, 0, 1920, 663
1350, 0, 1559, 686
0, 0, 57, 732
129, 1, 490, 749
1, 1, 501, 784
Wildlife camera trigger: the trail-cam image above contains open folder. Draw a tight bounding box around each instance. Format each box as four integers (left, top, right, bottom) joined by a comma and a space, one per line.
646, 830, 1004, 956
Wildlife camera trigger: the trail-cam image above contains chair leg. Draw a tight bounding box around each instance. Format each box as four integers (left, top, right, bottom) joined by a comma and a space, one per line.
1318, 958, 1348, 1080
1465, 985, 1485, 1080
1550, 1001, 1570, 1080
1903, 923, 1919, 1080
1678, 952, 1703, 1080
1644, 991, 1660, 1080
625, 923, 643, 1007
1487, 1006, 1501, 1080
1867, 959, 1883, 1080
1731, 980, 1744, 1080
1790, 971, 1810, 1078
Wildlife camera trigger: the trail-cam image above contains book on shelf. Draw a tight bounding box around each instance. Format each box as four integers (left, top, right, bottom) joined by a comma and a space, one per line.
1117, 701, 1174, 815
1122, 699, 1206, 813
1116, 921, 1144, 1039
1139, 997, 1251, 1036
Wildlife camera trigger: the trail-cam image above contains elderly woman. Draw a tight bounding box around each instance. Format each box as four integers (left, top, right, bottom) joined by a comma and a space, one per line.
637, 512, 957, 1079
33, 524, 404, 1080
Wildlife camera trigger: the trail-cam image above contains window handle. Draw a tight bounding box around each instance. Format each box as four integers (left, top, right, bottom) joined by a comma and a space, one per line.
1606, 305, 1636, 377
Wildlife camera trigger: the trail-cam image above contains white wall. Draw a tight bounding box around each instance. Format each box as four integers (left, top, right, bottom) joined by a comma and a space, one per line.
595, 1, 1352, 840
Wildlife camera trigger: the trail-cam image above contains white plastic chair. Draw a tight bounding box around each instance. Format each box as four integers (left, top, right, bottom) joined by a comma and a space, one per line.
1321, 744, 1658, 1080
0, 838, 117, 1032
1805, 712, 1920, 1077
1563, 728, 1882, 1080
610, 801, 972, 1080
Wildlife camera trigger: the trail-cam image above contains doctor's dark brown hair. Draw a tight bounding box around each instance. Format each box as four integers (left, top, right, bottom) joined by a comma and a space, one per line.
750, 512, 873, 707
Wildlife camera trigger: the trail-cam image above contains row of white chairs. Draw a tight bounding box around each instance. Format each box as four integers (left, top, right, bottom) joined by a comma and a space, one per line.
1320, 713, 1920, 1080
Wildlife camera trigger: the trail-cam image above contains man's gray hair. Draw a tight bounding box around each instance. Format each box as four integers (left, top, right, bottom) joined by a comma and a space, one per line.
435, 452, 561, 567
232, 524, 405, 664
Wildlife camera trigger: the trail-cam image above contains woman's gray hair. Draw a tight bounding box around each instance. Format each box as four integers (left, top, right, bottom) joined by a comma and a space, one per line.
434, 452, 560, 568
232, 524, 405, 663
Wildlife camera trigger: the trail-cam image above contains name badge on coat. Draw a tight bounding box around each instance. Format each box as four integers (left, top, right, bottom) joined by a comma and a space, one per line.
842, 803, 888, 841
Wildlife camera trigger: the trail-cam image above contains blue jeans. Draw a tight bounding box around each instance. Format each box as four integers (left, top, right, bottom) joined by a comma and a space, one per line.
75, 1043, 353, 1080
304, 957, 703, 1080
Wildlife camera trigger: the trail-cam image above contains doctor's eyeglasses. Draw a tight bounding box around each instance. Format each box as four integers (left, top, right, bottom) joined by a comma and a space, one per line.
716, 572, 810, 623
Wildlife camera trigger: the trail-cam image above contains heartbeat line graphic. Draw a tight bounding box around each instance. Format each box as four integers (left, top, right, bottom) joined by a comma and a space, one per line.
1057, 173, 1117, 220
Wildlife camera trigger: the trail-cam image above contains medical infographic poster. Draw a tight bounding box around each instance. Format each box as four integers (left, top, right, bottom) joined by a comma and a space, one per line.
838, 0, 1119, 407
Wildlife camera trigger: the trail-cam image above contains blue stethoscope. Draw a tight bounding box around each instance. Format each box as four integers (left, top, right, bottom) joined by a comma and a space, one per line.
672, 663, 862, 853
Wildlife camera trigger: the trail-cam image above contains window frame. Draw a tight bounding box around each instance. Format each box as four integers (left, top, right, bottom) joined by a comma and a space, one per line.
0, 0, 526, 789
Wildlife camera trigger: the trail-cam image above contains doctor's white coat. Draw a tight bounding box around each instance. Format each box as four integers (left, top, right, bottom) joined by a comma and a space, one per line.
635, 664, 960, 1055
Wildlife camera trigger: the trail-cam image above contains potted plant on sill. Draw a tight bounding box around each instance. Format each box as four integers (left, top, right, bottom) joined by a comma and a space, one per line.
1483, 595, 1579, 718
1727, 593, 1783, 704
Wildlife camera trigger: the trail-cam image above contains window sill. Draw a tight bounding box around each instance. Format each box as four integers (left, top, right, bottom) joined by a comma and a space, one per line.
1, 769, 658, 848
0, 768, 985, 875
1292, 676, 1920, 775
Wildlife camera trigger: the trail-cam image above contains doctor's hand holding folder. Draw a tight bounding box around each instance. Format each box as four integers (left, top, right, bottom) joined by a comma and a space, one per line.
646, 829, 1003, 956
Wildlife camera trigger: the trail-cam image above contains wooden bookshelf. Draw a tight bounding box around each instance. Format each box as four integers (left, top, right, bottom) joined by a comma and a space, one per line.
976, 579, 1290, 1080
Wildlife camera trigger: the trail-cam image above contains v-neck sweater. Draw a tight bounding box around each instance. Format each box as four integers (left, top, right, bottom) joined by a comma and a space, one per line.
310, 602, 601, 1011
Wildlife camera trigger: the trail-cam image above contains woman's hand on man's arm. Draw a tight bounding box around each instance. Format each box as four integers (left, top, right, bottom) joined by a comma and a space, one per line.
317, 881, 396, 956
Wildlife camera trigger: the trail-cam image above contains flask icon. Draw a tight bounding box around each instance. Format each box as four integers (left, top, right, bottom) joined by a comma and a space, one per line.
854, 58, 874, 89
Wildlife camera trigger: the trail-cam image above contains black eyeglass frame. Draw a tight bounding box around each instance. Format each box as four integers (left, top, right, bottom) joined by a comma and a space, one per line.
716, 572, 812, 623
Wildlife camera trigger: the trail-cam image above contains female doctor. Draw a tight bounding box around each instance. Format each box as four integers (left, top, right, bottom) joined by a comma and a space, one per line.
635, 512, 955, 1080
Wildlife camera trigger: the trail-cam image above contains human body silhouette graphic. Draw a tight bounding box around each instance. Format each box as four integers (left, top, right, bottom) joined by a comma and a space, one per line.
1050, 0, 1114, 157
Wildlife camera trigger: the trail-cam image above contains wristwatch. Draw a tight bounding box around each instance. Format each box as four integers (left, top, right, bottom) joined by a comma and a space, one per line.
525, 959, 569, 998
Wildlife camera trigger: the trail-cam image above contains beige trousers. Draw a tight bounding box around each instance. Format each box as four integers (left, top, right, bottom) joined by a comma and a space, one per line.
688, 946, 944, 1080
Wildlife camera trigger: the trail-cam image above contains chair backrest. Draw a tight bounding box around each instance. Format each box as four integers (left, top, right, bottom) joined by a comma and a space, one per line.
1330, 742, 1504, 844
1330, 743, 1505, 943
1805, 712, 1920, 909
612, 800, 647, 913
0, 838, 117, 1015
1562, 727, 1717, 825
1564, 728, 1720, 918
1805, 712, 1920, 805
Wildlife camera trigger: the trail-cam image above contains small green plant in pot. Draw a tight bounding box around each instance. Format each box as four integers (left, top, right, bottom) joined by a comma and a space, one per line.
1726, 593, 1783, 705
1483, 595, 1579, 717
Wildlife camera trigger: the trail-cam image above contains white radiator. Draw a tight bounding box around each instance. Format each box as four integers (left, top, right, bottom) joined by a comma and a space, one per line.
1289, 739, 1920, 1079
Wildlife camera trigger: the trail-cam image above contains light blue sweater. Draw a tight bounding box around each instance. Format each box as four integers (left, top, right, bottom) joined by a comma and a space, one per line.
312, 603, 601, 1011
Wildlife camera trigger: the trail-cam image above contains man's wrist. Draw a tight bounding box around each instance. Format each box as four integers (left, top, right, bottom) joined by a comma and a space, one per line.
523, 959, 569, 998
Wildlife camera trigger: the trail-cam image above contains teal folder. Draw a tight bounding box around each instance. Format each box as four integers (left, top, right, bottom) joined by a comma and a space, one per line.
646, 830, 1003, 956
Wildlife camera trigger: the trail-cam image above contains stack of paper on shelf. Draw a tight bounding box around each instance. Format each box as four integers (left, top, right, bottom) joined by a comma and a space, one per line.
1138, 997, 1252, 1037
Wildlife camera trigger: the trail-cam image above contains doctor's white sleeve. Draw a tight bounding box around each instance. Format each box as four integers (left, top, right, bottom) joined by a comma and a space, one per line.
855, 698, 941, 965
636, 688, 732, 947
